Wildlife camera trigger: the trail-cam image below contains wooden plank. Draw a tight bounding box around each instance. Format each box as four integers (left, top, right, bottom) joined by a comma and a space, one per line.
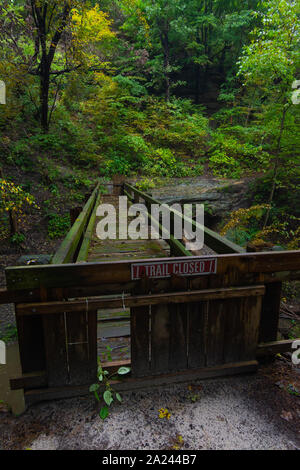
257, 339, 300, 356
15, 311, 46, 374
6, 251, 300, 291
125, 183, 244, 254
205, 299, 226, 366
131, 278, 151, 378
76, 189, 102, 263
16, 285, 266, 316
147, 210, 192, 257
24, 361, 258, 406
222, 299, 244, 364
240, 296, 262, 361
151, 303, 171, 374
43, 312, 69, 387
259, 282, 282, 343
42, 289, 69, 387
2, 268, 299, 306
168, 303, 188, 371
51, 183, 100, 265
10, 372, 47, 391
188, 301, 207, 369
66, 309, 97, 386
166, 276, 188, 372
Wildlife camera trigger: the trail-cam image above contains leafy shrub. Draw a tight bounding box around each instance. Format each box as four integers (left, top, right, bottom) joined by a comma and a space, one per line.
142, 148, 192, 177
135, 178, 156, 192
209, 130, 269, 177
48, 213, 71, 239
0, 178, 37, 216
99, 155, 132, 176
10, 232, 26, 246
220, 205, 271, 246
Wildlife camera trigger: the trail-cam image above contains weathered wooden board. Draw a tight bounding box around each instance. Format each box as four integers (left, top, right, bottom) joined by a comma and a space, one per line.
52, 183, 100, 265
6, 251, 300, 291
259, 282, 282, 343
187, 301, 207, 369
24, 361, 259, 406
131, 306, 150, 377
131, 278, 151, 378
16, 286, 266, 316
43, 312, 69, 387
150, 303, 171, 374
41, 289, 69, 388
168, 303, 188, 371
66, 311, 88, 386
15, 312, 46, 373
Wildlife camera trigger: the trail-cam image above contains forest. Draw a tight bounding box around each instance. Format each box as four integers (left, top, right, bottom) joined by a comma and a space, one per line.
0, 1, 300, 451
0, 0, 299, 252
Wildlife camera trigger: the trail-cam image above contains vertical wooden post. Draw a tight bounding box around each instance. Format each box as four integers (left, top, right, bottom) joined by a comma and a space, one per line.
259, 282, 282, 343
42, 288, 69, 387
131, 276, 151, 378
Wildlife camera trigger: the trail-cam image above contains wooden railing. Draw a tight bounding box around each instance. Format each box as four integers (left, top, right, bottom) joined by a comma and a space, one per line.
0, 181, 299, 408
124, 183, 245, 255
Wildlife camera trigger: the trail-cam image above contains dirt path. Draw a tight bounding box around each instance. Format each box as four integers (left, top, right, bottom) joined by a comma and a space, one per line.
0, 363, 299, 450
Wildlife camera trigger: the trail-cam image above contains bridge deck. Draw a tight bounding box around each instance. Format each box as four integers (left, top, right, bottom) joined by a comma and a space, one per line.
87, 195, 170, 263
87, 193, 170, 361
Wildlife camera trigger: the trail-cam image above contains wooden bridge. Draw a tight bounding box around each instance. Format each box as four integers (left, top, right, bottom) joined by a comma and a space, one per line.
1, 180, 300, 407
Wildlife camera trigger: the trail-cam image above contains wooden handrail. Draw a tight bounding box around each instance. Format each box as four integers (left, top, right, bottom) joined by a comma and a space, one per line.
76, 187, 102, 263
16, 285, 266, 316
5, 251, 300, 291
124, 183, 245, 254
51, 182, 100, 265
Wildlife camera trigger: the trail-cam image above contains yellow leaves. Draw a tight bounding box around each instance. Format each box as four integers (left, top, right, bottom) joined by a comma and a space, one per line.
158, 408, 171, 420
71, 5, 115, 46
220, 204, 271, 237
172, 434, 184, 450
70, 5, 115, 68
0, 178, 37, 214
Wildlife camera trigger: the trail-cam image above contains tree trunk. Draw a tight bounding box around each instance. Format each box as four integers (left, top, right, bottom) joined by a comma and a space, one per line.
263, 104, 289, 228
40, 57, 50, 133
161, 31, 170, 102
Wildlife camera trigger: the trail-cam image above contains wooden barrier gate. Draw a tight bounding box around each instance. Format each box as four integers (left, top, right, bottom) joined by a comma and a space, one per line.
1, 182, 300, 406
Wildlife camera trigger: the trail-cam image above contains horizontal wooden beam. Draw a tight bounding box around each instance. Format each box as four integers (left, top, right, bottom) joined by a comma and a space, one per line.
10, 371, 47, 391
24, 361, 258, 406
125, 183, 245, 254
147, 209, 192, 257
257, 339, 300, 357
5, 251, 300, 291
10, 361, 131, 391
16, 285, 265, 316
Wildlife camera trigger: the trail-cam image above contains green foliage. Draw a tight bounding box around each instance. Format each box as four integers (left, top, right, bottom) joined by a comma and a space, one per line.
48, 213, 71, 239
10, 232, 26, 246
90, 357, 131, 420
0, 179, 37, 227
209, 130, 269, 177
0, 323, 18, 344
83, 75, 209, 176
135, 177, 156, 192
220, 205, 271, 246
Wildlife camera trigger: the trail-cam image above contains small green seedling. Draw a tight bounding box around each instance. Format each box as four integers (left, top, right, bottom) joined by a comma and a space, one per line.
90, 357, 130, 420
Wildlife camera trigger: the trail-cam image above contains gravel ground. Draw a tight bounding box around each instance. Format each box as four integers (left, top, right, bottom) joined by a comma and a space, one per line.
0, 364, 299, 451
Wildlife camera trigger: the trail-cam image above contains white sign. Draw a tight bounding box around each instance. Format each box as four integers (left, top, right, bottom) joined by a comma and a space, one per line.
131, 258, 217, 280
0, 340, 6, 365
